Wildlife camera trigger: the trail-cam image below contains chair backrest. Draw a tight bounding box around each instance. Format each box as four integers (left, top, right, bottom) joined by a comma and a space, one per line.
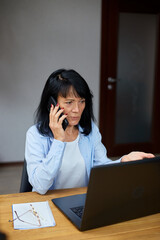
20, 159, 32, 192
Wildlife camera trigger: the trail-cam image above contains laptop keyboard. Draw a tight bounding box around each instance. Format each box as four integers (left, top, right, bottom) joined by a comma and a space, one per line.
70, 206, 84, 218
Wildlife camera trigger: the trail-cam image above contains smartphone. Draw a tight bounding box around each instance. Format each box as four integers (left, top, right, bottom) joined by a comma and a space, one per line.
47, 96, 69, 131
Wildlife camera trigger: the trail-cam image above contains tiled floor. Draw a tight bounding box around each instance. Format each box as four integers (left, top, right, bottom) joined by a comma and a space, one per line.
0, 164, 23, 195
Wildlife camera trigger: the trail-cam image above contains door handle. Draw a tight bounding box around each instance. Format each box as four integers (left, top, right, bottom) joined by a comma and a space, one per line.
107, 77, 119, 90
107, 77, 117, 83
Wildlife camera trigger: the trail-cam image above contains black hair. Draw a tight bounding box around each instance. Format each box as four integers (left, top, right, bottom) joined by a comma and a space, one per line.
34, 69, 95, 136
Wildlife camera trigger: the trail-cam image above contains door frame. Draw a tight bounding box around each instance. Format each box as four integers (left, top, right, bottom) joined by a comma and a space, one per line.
99, 0, 160, 157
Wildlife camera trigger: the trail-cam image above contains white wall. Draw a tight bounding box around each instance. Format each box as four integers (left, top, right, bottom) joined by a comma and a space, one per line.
0, 0, 101, 162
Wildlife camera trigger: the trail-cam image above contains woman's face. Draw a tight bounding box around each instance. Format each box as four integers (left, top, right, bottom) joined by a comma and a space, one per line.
57, 87, 85, 126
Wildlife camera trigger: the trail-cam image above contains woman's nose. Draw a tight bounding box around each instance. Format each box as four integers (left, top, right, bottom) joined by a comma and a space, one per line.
72, 102, 79, 112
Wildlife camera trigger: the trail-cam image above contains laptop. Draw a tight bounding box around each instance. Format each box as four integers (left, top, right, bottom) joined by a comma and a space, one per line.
52, 156, 160, 231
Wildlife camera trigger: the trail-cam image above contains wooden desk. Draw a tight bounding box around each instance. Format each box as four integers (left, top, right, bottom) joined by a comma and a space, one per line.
0, 187, 160, 240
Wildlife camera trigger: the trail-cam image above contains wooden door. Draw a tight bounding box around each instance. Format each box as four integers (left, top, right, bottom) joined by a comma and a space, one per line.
99, 0, 160, 157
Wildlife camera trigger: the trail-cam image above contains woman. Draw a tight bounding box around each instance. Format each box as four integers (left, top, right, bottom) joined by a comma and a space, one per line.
25, 69, 154, 194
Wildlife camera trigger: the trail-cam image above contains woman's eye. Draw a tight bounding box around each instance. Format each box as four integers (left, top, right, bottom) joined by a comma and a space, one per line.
66, 101, 72, 105
80, 99, 85, 103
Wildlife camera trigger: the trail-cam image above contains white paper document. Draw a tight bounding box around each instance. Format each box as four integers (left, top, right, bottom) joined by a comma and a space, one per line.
11, 201, 56, 230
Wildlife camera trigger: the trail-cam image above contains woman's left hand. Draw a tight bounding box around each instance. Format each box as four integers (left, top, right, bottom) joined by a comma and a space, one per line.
121, 151, 155, 162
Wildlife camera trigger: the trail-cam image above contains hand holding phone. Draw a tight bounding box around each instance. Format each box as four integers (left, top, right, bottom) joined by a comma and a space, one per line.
47, 96, 69, 131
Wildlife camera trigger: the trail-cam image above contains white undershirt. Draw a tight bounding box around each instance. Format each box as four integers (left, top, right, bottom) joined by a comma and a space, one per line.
54, 134, 87, 189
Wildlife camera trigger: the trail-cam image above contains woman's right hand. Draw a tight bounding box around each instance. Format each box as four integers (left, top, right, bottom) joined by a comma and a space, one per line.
49, 104, 67, 141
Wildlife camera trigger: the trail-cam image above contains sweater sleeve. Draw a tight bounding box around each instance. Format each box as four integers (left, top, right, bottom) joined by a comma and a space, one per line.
25, 126, 65, 194
91, 123, 121, 166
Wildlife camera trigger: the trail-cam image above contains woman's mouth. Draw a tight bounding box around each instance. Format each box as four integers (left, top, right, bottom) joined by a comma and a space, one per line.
71, 117, 79, 120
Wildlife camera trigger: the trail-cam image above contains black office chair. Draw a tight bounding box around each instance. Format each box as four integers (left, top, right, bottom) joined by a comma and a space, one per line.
20, 159, 32, 192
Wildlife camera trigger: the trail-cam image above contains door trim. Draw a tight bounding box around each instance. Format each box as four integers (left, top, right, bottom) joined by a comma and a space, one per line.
99, 0, 160, 157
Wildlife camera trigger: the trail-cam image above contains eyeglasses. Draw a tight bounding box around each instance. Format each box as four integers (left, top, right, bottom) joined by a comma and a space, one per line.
9, 204, 42, 227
